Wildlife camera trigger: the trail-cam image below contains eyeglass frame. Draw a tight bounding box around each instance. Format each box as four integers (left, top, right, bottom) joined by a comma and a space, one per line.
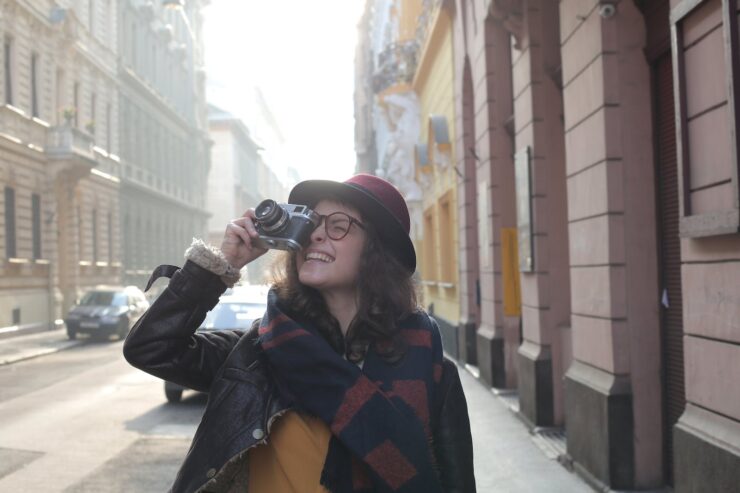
314, 211, 366, 240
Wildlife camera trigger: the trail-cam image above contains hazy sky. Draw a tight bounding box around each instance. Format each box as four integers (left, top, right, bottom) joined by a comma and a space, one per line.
202, 0, 365, 184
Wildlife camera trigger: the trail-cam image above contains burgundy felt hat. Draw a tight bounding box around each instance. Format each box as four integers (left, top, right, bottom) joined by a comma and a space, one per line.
288, 173, 416, 273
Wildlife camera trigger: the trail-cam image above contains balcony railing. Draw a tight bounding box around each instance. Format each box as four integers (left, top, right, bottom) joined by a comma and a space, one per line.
46, 124, 97, 164
46, 124, 98, 180
415, 0, 442, 52
372, 39, 420, 94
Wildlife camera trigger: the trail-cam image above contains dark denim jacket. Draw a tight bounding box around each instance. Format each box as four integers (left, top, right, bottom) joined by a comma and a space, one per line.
123, 260, 476, 493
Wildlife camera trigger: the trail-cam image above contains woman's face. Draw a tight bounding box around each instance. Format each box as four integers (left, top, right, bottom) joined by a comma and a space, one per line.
296, 200, 367, 297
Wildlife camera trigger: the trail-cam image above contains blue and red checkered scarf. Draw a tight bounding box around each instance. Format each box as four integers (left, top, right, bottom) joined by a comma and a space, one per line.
257, 289, 445, 493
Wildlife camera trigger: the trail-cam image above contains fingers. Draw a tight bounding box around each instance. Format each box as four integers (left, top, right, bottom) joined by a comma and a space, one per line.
231, 208, 259, 238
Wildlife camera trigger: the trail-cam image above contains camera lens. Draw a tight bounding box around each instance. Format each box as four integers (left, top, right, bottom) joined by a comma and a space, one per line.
255, 199, 289, 233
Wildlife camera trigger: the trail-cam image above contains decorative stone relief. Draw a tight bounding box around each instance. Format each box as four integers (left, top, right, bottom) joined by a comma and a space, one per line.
375, 90, 423, 240
376, 91, 422, 202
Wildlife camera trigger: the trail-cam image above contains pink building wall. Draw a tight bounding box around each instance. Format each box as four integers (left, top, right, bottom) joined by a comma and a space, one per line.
445, 0, 740, 489
669, 0, 740, 490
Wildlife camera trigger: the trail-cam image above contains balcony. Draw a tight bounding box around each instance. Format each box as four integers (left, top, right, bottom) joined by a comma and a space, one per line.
415, 0, 443, 51
46, 125, 98, 179
372, 40, 419, 94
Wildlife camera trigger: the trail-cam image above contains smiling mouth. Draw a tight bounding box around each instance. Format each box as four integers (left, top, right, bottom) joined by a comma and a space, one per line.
305, 252, 335, 263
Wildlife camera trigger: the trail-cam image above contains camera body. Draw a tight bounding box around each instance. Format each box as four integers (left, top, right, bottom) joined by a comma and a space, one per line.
253, 199, 321, 251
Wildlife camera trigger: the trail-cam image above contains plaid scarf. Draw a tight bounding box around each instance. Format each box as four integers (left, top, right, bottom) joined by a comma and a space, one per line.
257, 289, 445, 493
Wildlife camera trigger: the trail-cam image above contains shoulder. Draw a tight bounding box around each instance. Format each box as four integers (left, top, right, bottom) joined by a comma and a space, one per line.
405, 309, 442, 335
398, 310, 443, 352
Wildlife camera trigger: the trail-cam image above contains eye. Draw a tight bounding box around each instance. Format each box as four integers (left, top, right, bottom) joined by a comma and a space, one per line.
328, 217, 350, 234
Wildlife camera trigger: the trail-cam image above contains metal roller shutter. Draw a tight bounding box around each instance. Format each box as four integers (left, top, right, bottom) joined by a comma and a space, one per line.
655, 46, 685, 489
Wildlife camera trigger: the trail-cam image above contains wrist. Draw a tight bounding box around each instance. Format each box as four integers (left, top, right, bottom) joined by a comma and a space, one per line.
185, 238, 241, 287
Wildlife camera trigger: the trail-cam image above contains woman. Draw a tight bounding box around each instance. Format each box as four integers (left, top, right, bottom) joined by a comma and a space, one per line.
123, 174, 475, 493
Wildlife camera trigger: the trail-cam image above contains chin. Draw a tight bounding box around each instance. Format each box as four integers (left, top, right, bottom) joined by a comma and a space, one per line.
297, 269, 326, 289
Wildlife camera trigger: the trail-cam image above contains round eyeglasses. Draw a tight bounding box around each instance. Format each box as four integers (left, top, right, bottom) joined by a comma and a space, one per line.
315, 212, 365, 240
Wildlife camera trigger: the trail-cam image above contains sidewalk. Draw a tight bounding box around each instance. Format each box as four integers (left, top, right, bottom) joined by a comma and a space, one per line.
458, 363, 594, 493
0, 328, 82, 366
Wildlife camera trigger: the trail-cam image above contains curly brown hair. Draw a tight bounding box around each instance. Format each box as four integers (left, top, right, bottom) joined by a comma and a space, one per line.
270, 202, 418, 362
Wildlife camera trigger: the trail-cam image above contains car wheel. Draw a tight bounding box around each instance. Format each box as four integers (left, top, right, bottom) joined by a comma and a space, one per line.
67, 328, 77, 340
165, 387, 183, 403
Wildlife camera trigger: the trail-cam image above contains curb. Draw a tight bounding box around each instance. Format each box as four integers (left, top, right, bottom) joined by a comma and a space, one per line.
0, 340, 84, 366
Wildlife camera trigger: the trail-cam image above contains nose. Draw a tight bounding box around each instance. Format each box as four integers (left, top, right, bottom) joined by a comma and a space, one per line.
309, 217, 326, 243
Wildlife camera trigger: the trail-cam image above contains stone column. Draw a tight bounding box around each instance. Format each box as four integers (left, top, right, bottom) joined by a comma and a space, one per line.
560, 0, 663, 488
474, 19, 518, 389
513, 0, 571, 428
453, 26, 480, 365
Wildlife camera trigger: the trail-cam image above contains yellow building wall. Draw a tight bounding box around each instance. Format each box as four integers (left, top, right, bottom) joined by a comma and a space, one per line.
413, 10, 459, 327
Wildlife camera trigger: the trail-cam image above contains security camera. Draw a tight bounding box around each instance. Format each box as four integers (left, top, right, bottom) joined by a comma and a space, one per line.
599, 3, 616, 18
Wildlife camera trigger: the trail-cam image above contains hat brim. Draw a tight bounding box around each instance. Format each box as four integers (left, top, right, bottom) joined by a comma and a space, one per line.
289, 180, 416, 273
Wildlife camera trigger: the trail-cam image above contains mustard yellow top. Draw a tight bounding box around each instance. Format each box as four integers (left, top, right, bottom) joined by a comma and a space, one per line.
248, 411, 332, 493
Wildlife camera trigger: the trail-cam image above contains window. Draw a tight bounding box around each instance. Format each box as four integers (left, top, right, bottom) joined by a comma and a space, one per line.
73, 82, 80, 127
32, 194, 41, 259
90, 92, 96, 136
4, 36, 13, 105
423, 208, 437, 281
77, 206, 84, 259
55, 68, 65, 124
92, 209, 98, 262
107, 211, 113, 262
4, 187, 16, 258
88, 0, 95, 34
439, 196, 455, 283
30, 53, 39, 117
130, 21, 137, 68
105, 103, 112, 150
671, 0, 740, 236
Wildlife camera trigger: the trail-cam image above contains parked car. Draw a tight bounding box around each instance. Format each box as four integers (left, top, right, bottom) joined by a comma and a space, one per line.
164, 286, 269, 403
64, 285, 150, 340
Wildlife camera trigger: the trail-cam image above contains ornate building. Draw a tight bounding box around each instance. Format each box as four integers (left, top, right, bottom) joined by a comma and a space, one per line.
0, 0, 121, 329
0, 0, 211, 331
117, 0, 210, 288
354, 0, 464, 366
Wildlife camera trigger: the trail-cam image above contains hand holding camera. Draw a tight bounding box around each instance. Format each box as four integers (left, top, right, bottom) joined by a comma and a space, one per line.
220, 199, 320, 269
219, 208, 269, 270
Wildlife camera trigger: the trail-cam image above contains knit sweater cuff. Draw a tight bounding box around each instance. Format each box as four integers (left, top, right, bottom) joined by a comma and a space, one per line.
184, 238, 241, 288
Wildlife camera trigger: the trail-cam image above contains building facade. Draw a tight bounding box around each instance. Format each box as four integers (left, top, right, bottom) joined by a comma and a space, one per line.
0, 0, 121, 330
117, 0, 211, 288
411, 1, 462, 357
452, 0, 740, 490
0, 0, 211, 331
207, 104, 288, 285
357, 0, 740, 490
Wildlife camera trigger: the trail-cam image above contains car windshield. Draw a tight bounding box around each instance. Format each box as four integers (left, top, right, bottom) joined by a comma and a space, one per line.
200, 302, 266, 330
79, 291, 128, 307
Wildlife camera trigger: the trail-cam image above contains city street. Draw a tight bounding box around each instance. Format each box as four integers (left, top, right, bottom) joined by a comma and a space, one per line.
0, 331, 594, 493
0, 337, 202, 492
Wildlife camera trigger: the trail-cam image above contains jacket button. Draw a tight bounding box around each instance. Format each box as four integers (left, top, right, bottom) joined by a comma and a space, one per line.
252, 428, 265, 440
206, 468, 216, 478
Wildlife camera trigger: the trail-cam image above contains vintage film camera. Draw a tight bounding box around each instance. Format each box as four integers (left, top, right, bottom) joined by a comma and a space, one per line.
252, 199, 321, 251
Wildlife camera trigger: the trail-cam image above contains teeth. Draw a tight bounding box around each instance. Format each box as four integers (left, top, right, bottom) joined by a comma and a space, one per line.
305, 252, 334, 263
